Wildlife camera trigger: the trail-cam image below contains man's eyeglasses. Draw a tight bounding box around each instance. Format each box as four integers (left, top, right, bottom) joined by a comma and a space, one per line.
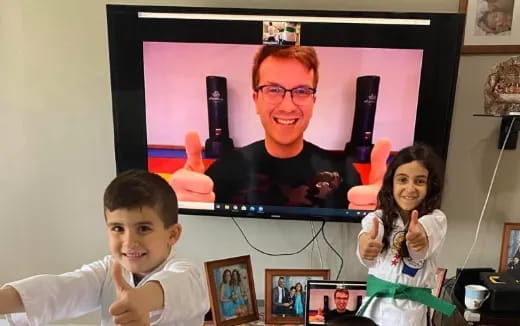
256, 85, 316, 105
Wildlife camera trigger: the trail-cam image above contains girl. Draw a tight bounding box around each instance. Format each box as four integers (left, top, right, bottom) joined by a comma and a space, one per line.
294, 282, 305, 317
230, 269, 248, 316
356, 144, 454, 326
219, 269, 236, 319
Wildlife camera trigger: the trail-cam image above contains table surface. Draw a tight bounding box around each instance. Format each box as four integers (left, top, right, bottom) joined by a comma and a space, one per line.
452, 293, 520, 326
0, 320, 94, 326
0, 319, 298, 326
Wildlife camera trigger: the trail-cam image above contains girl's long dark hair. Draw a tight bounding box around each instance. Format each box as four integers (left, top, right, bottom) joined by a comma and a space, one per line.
230, 269, 241, 287
222, 269, 232, 284
377, 143, 444, 257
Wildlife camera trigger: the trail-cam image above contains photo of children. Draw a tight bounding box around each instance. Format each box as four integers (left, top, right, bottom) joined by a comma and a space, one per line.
265, 269, 329, 324
205, 255, 258, 325
214, 264, 254, 320
474, 0, 515, 35
270, 276, 317, 318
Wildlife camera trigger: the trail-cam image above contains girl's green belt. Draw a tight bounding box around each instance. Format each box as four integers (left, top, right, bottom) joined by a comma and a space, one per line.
357, 274, 456, 317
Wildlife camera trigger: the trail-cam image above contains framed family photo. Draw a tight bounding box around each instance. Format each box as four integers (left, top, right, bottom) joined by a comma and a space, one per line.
265, 268, 330, 324
204, 255, 259, 326
499, 223, 520, 272
459, 0, 520, 53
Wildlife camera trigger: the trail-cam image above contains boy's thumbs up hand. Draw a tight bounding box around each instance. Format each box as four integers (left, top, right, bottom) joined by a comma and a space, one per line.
109, 261, 150, 326
112, 261, 131, 297
406, 210, 428, 252
359, 217, 383, 260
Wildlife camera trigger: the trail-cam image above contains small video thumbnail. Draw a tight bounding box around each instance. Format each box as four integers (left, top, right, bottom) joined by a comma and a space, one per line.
262, 21, 301, 46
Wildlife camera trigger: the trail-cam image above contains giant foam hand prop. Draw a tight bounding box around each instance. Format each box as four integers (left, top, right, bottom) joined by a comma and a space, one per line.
168, 131, 215, 202
359, 217, 383, 260
406, 210, 428, 252
347, 138, 392, 210
109, 262, 150, 326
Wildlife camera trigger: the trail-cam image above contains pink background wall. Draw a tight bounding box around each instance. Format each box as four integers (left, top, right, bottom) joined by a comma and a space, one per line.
143, 42, 423, 151
308, 288, 366, 312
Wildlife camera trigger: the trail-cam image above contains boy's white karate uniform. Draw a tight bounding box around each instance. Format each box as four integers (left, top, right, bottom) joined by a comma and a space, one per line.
357, 209, 447, 326
5, 249, 209, 326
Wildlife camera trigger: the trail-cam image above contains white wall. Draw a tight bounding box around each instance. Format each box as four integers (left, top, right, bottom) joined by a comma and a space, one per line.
2, 0, 520, 323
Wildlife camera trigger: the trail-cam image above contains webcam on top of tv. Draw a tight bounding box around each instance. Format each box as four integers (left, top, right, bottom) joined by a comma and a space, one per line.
262, 21, 301, 46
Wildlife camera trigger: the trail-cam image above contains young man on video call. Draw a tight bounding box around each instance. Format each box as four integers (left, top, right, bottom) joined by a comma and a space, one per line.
169, 45, 391, 211
325, 289, 356, 322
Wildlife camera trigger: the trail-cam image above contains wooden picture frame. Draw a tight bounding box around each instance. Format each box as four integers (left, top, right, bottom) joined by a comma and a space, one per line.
459, 0, 520, 54
265, 268, 330, 324
204, 255, 259, 326
499, 223, 520, 272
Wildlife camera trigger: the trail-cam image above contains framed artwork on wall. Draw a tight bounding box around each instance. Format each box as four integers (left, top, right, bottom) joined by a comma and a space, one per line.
459, 0, 520, 54
499, 222, 520, 272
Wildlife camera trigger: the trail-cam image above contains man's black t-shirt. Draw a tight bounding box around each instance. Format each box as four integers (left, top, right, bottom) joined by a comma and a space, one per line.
324, 308, 356, 321
205, 140, 361, 208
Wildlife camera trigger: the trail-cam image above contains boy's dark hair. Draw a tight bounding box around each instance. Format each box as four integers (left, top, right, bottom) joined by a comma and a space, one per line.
103, 169, 178, 227
377, 143, 444, 256
328, 315, 378, 326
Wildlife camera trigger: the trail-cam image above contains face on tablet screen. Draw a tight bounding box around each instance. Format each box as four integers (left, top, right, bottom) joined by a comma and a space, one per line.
306, 281, 366, 325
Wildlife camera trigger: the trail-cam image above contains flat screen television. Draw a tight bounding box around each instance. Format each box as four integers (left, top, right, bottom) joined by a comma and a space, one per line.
106, 5, 464, 222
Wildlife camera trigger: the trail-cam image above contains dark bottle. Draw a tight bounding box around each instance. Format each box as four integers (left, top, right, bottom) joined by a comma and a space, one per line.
205, 76, 234, 158
356, 295, 363, 312
345, 75, 380, 163
323, 295, 330, 314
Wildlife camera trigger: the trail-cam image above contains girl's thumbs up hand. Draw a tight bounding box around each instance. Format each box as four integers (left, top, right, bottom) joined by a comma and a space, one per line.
359, 217, 383, 260
406, 210, 428, 252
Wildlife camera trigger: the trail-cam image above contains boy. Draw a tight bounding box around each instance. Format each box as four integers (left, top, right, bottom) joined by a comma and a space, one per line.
0, 170, 209, 325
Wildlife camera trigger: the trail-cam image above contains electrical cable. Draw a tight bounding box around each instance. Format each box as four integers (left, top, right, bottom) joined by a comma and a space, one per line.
310, 227, 315, 267
310, 221, 324, 268
449, 117, 516, 298
321, 222, 344, 280
231, 217, 325, 256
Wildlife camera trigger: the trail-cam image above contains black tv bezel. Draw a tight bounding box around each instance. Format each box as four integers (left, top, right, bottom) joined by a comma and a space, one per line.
106, 5, 464, 223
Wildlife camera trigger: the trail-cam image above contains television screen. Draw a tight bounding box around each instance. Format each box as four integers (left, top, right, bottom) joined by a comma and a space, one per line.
106, 6, 464, 222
